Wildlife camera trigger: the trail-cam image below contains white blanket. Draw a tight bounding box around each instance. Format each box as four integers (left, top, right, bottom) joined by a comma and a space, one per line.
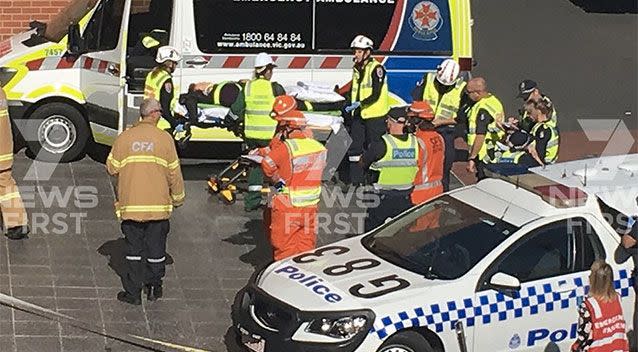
286, 81, 345, 103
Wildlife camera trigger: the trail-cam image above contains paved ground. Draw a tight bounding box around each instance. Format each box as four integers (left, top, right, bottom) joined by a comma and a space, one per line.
0, 1, 636, 352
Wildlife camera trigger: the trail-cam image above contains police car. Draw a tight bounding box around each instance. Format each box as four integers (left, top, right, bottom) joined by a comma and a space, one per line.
233, 154, 637, 352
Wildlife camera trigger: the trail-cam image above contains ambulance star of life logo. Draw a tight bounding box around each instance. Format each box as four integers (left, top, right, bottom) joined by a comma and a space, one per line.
409, 1, 443, 41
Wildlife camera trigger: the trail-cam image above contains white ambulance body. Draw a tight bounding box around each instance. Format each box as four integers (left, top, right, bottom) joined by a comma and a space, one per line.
0, 0, 472, 162
233, 154, 637, 352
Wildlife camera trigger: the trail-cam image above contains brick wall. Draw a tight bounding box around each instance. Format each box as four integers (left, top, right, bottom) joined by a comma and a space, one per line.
0, 0, 153, 41
0, 0, 73, 41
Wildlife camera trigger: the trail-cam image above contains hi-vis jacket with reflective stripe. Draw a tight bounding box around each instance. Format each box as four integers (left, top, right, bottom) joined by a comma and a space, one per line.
351, 58, 390, 119
144, 67, 177, 111
412, 129, 444, 205
0, 90, 13, 171
106, 120, 185, 221
421, 73, 466, 121
467, 94, 505, 163
262, 131, 327, 208
244, 78, 279, 140
371, 134, 419, 191
531, 120, 560, 164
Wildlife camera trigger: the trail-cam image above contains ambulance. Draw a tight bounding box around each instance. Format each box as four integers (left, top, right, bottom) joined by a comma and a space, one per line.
0, 0, 472, 162
233, 154, 638, 352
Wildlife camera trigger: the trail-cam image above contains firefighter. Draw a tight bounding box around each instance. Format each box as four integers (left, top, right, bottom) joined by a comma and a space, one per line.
0, 87, 29, 240
261, 96, 327, 261
341, 35, 390, 186
226, 52, 286, 212
106, 98, 185, 305
407, 101, 445, 205
412, 59, 466, 191
515, 79, 558, 132
144, 46, 182, 131
362, 108, 419, 232
465, 77, 505, 180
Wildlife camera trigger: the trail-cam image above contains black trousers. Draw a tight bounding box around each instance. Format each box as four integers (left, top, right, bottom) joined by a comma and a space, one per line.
476, 160, 488, 181
347, 116, 387, 185
365, 189, 413, 233
121, 220, 169, 296
437, 126, 456, 192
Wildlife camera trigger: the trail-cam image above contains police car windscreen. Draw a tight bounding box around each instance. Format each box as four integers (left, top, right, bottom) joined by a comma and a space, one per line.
362, 196, 518, 280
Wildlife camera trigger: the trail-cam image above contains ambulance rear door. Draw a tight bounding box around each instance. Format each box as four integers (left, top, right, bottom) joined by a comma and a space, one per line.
77, 0, 130, 144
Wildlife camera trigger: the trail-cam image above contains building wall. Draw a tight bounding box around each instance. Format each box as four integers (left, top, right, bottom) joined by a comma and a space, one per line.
0, 1, 73, 41
0, 0, 153, 41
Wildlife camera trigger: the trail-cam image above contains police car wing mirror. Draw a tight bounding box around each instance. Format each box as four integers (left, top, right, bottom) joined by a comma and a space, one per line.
67, 24, 84, 56
489, 272, 521, 291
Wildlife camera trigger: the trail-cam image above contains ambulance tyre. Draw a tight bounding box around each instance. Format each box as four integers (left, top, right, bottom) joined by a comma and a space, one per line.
377, 331, 434, 352
27, 103, 89, 163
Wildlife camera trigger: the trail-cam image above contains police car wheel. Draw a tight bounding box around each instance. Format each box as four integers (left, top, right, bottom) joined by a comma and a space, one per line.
27, 103, 89, 163
377, 331, 434, 352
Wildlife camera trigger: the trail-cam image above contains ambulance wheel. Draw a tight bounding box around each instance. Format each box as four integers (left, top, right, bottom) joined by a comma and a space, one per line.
377, 331, 434, 352
27, 103, 89, 163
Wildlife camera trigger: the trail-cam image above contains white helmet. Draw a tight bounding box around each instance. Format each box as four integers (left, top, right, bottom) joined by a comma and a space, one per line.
350, 35, 374, 50
436, 59, 460, 86
156, 46, 181, 64
254, 52, 276, 69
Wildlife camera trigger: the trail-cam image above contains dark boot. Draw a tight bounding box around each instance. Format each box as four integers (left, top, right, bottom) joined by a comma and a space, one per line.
146, 284, 163, 301
5, 225, 29, 240
117, 291, 141, 305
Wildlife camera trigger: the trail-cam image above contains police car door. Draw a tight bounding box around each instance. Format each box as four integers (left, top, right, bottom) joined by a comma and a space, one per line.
472, 217, 605, 351
79, 0, 130, 142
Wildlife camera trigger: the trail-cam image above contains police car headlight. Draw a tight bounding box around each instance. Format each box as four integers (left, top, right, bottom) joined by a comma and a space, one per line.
0, 67, 17, 87
305, 315, 368, 340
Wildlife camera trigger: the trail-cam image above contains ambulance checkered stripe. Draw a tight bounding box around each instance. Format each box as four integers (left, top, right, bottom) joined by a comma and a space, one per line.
371, 270, 634, 339
24, 56, 119, 73
184, 55, 382, 70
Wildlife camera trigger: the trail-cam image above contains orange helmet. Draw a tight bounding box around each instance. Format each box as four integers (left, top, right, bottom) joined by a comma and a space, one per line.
271, 95, 306, 128
271, 95, 297, 118
408, 101, 435, 121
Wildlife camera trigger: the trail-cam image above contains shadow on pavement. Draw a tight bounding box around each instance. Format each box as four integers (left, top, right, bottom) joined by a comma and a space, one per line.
568, 0, 637, 13
97, 238, 175, 292
222, 218, 273, 269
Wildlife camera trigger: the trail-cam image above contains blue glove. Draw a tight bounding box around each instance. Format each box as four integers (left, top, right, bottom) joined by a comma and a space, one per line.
175, 124, 185, 133
344, 101, 361, 113
274, 180, 286, 193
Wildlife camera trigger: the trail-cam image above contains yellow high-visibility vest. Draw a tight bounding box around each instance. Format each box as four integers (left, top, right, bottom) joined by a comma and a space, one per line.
467, 95, 505, 163
531, 121, 560, 164
244, 78, 277, 140
351, 58, 389, 119
421, 72, 466, 121
282, 138, 327, 207
144, 67, 177, 112
371, 134, 419, 190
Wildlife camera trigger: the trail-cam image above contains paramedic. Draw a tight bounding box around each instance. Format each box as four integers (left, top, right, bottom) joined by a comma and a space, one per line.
226, 53, 286, 212
106, 98, 185, 305
341, 35, 390, 186
411, 59, 466, 191
261, 96, 327, 260
144, 46, 182, 130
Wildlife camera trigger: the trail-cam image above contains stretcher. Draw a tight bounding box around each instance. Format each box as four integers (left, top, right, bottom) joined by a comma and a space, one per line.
206, 111, 344, 205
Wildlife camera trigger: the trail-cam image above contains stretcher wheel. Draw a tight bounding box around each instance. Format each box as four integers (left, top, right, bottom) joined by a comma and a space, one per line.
207, 177, 221, 194
220, 189, 236, 205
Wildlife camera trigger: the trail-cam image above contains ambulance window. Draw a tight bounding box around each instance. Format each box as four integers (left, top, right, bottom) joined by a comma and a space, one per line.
193, 0, 313, 54
83, 0, 125, 51
128, 0, 173, 49
495, 220, 572, 283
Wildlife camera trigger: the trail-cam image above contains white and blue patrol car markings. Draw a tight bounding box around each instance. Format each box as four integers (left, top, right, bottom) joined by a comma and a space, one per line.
372, 270, 634, 339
